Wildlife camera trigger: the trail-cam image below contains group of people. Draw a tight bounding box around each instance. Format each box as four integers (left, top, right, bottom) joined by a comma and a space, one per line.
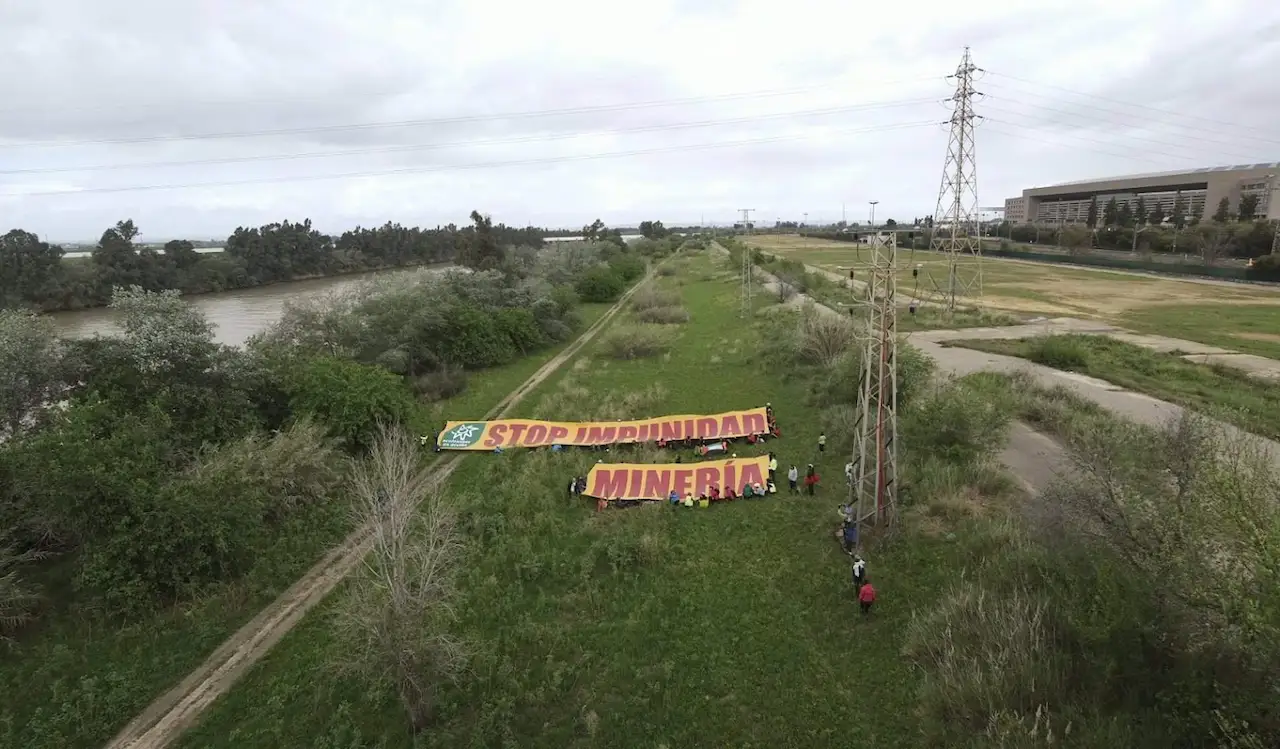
838, 502, 877, 616
666, 479, 777, 508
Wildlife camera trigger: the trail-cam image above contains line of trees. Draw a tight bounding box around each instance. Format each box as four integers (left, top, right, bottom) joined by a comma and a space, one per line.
0, 214, 547, 313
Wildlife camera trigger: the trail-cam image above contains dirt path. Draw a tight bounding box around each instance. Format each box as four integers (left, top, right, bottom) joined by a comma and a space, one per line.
105, 262, 662, 749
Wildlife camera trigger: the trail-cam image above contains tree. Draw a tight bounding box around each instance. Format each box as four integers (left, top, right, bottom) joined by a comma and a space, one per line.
1117, 201, 1134, 228
455, 211, 504, 271
163, 239, 201, 270
109, 286, 217, 377
1134, 196, 1147, 227
335, 427, 466, 732
1086, 197, 1099, 229
284, 355, 416, 454
1149, 205, 1166, 227
0, 230, 65, 308
1102, 197, 1119, 227
1059, 225, 1093, 256
1239, 193, 1260, 221
1213, 197, 1231, 223
1171, 194, 1188, 230
884, 218, 898, 228
582, 219, 605, 242
0, 310, 71, 438
638, 220, 668, 239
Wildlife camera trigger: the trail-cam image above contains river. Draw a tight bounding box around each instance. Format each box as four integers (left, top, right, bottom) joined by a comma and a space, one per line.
50, 265, 447, 347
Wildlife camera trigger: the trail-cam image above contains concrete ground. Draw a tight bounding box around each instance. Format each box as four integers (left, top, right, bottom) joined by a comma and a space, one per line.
717, 242, 1280, 494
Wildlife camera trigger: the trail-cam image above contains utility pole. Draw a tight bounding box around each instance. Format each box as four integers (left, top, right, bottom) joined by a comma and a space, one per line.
739, 208, 755, 319
926, 46, 984, 313
803, 212, 809, 230
842, 202, 847, 226
851, 231, 899, 541
869, 201, 879, 232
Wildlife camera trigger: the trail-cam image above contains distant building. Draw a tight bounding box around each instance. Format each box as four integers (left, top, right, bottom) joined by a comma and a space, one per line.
1004, 162, 1280, 225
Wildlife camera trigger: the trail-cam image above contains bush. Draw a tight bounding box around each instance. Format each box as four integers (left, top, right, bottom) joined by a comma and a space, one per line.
1246, 253, 1280, 282
411, 365, 469, 402
629, 285, 681, 312
574, 266, 626, 302
797, 306, 857, 366
635, 305, 689, 324
609, 253, 646, 283
285, 355, 417, 453
903, 380, 1012, 466
1025, 335, 1089, 370
600, 325, 670, 360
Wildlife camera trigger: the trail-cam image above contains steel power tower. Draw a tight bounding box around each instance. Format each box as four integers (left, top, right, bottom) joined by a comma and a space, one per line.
739, 208, 755, 318
850, 232, 899, 539
925, 46, 984, 313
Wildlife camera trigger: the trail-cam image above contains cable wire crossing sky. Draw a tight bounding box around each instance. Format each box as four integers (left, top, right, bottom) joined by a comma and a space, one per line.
1, 0, 1277, 241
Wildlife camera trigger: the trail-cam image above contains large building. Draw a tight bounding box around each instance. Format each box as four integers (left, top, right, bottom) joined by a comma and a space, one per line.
1004, 162, 1280, 225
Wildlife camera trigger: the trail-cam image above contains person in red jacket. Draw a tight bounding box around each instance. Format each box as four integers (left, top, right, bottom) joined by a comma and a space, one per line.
858, 580, 876, 616
804, 464, 820, 496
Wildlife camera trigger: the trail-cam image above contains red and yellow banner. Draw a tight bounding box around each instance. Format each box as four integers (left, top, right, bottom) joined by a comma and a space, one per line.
585, 455, 770, 501
436, 407, 769, 451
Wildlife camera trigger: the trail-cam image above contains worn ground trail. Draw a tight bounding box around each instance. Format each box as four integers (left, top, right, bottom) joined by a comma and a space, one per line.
106, 263, 664, 749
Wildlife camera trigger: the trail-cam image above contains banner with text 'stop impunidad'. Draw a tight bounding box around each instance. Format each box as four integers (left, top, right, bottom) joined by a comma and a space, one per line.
436, 407, 769, 451
585, 455, 771, 501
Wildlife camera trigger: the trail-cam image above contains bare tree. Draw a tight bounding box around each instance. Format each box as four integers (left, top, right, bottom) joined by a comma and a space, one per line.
334, 426, 467, 732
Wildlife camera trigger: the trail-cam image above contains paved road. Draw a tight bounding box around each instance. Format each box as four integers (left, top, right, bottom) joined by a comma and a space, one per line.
719, 242, 1280, 493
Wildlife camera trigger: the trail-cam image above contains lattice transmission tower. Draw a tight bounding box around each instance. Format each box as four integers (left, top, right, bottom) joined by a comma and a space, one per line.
850, 231, 899, 540
923, 46, 984, 313
739, 208, 754, 318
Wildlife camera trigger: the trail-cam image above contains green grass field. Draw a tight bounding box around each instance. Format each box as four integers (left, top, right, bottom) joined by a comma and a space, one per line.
0, 304, 614, 749
945, 334, 1280, 441
171, 251, 1009, 748
748, 235, 1280, 359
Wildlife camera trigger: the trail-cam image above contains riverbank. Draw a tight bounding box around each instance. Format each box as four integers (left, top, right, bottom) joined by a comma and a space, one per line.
49, 262, 454, 346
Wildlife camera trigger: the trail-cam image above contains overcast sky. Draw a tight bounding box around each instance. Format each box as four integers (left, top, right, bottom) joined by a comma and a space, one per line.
1, 0, 1278, 243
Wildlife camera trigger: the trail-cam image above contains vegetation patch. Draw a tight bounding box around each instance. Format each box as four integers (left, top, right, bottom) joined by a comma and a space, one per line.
170, 249, 1018, 749
947, 333, 1280, 440
599, 324, 671, 360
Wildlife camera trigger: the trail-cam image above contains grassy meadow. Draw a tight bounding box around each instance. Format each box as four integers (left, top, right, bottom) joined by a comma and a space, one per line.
747, 234, 1280, 359
172, 250, 1019, 748
0, 304, 614, 749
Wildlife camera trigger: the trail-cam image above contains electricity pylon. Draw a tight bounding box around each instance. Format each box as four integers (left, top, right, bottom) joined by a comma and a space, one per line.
850, 232, 898, 540
739, 208, 754, 318
925, 46, 984, 313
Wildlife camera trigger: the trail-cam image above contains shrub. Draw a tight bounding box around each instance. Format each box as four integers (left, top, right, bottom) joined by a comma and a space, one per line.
574, 266, 626, 302
656, 265, 676, 277
797, 305, 857, 366
600, 325, 670, 359
0, 539, 44, 638
1025, 335, 1089, 370
411, 365, 469, 402
630, 284, 681, 312
904, 380, 1012, 466
285, 355, 416, 453
635, 305, 689, 324
609, 253, 646, 283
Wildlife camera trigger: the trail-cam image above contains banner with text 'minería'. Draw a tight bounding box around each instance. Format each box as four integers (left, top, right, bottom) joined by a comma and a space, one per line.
585, 455, 770, 501
436, 407, 769, 451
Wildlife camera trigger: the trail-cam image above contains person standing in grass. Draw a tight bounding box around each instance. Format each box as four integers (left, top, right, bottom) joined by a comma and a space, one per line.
852, 555, 866, 588
818, 433, 826, 453
858, 579, 876, 616
768, 452, 778, 483
787, 465, 800, 493
804, 464, 820, 496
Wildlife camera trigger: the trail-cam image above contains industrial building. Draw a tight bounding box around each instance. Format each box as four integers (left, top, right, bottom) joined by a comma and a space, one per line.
1004, 162, 1280, 225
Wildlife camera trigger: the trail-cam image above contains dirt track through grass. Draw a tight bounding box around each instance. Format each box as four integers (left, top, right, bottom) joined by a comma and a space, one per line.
105, 262, 667, 749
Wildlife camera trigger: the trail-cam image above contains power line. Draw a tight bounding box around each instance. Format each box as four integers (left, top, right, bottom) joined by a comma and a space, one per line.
982, 121, 1171, 166
983, 84, 1280, 150
983, 69, 1280, 139
0, 120, 938, 199
0, 97, 938, 176
0, 75, 943, 150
